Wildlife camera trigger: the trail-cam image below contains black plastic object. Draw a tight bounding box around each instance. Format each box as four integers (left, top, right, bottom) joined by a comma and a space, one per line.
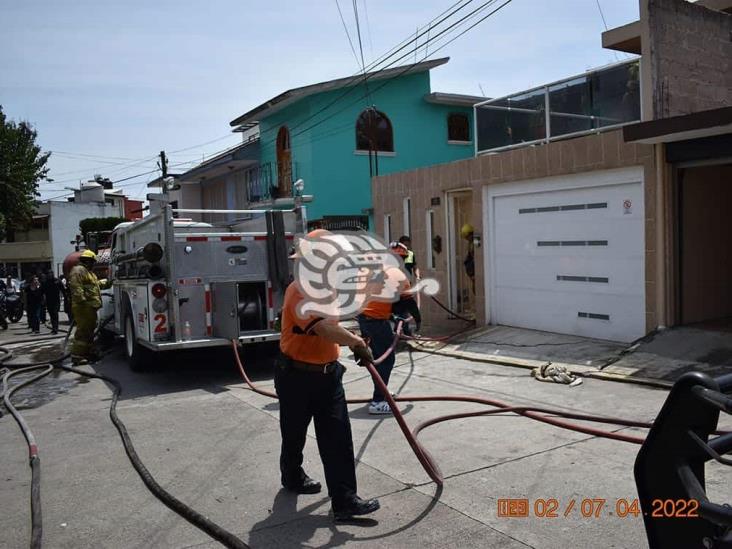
265, 211, 289, 291
635, 371, 732, 548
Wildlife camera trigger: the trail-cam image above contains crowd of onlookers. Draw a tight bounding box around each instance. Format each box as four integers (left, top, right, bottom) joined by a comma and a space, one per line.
0, 271, 72, 334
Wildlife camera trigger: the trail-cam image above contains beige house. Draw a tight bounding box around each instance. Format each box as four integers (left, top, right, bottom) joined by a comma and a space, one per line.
373, 0, 731, 342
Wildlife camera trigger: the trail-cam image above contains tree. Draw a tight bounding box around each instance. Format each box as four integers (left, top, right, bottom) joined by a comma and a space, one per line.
79, 216, 128, 238
0, 105, 50, 241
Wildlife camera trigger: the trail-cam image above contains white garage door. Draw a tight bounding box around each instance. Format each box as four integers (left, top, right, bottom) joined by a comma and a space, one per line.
486, 168, 645, 342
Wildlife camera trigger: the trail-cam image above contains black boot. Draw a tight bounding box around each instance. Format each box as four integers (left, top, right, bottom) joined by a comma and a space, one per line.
282, 473, 322, 494
332, 496, 380, 521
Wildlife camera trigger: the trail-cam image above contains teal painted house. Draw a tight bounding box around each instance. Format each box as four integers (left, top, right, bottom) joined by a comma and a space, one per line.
184, 58, 483, 231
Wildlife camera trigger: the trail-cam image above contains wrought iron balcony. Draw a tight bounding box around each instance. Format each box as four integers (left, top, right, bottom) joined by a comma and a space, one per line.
244, 161, 300, 204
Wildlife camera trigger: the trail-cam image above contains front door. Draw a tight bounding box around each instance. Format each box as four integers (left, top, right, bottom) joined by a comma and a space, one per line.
276, 126, 292, 199
447, 190, 475, 317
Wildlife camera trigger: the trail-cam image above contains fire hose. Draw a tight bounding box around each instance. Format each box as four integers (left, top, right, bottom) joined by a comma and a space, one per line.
2, 308, 726, 548
1, 323, 251, 549
230, 315, 690, 488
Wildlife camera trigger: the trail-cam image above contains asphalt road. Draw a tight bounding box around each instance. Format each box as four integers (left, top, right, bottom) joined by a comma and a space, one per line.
1, 329, 731, 548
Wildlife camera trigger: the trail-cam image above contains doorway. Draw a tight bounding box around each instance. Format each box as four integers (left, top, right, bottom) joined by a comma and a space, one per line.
447, 190, 475, 317
676, 162, 732, 328
276, 126, 292, 198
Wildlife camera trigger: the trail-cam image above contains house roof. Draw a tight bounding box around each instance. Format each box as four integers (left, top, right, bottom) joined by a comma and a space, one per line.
177, 139, 260, 183
229, 57, 451, 129
424, 92, 488, 107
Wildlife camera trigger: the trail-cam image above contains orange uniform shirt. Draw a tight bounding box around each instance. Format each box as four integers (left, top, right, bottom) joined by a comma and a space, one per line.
360, 299, 392, 320
279, 284, 339, 364
361, 277, 412, 319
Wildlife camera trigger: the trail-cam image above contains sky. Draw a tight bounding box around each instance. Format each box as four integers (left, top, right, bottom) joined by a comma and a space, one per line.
0, 0, 640, 201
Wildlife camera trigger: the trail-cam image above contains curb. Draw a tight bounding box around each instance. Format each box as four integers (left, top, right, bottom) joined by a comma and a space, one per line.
407, 341, 673, 390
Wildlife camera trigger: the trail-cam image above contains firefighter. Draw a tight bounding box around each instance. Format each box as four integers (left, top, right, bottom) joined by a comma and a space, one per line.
277, 229, 380, 521
69, 250, 106, 365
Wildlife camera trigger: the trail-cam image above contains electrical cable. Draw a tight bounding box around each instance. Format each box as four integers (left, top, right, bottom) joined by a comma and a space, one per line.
335, 0, 362, 70
246, 0, 479, 145
352, 0, 373, 104
286, 0, 504, 141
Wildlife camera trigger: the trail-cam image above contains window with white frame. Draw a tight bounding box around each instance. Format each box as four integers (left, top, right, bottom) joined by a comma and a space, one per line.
403, 197, 411, 237
383, 214, 392, 243
426, 209, 436, 269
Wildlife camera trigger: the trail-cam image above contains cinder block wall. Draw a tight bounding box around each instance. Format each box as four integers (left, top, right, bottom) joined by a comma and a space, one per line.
372, 129, 658, 333
647, 0, 732, 118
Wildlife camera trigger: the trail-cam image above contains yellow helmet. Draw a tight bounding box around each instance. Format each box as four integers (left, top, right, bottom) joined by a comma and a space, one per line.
460, 223, 474, 240
80, 249, 97, 261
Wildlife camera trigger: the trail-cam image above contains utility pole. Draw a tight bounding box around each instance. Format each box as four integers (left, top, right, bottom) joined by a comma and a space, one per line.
158, 150, 168, 178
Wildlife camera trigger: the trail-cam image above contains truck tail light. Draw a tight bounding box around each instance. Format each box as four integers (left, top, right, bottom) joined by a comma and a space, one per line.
152, 283, 167, 299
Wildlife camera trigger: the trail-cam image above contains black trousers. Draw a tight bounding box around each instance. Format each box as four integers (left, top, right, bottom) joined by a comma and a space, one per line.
274, 359, 357, 508
47, 303, 59, 332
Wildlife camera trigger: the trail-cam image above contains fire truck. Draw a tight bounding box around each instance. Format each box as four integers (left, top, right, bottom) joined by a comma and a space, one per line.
100, 199, 299, 370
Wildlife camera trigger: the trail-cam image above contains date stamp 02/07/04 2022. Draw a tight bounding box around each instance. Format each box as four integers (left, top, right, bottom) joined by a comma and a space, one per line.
497, 498, 700, 519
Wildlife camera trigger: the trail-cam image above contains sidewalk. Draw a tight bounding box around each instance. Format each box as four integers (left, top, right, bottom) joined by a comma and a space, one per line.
412, 324, 732, 389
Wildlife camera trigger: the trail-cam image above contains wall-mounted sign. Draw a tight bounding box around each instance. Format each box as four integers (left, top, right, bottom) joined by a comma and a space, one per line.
623, 199, 632, 215
431, 197, 441, 206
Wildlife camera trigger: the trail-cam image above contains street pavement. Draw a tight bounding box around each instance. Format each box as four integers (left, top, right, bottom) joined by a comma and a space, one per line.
2, 324, 732, 548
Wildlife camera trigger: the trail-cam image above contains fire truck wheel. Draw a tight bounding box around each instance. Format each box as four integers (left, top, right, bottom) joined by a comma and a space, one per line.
124, 310, 150, 372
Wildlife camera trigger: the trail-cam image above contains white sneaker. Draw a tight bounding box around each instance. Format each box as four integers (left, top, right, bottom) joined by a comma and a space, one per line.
368, 401, 392, 415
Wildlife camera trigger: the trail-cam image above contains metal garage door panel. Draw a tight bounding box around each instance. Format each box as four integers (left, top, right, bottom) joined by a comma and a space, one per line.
489, 176, 644, 342
495, 287, 645, 342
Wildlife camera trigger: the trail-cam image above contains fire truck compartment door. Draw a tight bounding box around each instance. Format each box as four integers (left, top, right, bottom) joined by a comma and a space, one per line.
211, 282, 239, 339
177, 284, 207, 340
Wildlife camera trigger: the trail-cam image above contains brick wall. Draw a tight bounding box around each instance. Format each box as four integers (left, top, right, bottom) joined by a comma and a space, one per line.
372, 129, 658, 333
647, 0, 732, 118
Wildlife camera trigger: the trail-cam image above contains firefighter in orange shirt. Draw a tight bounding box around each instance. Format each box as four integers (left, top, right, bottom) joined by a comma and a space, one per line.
276, 229, 380, 521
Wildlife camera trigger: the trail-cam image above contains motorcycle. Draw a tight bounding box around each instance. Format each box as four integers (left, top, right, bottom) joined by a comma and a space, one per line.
2, 291, 24, 323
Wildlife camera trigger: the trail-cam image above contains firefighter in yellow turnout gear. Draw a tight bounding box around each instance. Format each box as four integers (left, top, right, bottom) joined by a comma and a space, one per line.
69, 250, 108, 365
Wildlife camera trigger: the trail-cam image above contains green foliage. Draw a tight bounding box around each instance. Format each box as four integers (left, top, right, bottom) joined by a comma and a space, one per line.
0, 105, 50, 241
79, 217, 128, 238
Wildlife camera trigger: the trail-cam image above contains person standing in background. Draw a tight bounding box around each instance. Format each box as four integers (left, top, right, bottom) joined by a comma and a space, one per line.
59, 275, 72, 323
397, 236, 420, 283
42, 271, 64, 334
25, 275, 43, 334
38, 272, 48, 325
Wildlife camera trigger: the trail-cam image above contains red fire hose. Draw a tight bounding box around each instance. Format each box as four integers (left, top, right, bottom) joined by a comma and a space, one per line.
231, 324, 656, 489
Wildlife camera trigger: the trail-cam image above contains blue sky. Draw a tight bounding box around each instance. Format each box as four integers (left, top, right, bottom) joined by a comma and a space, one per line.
0, 0, 639, 201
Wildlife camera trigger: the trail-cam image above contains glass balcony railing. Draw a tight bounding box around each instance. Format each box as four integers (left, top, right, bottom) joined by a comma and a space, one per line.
476, 60, 640, 154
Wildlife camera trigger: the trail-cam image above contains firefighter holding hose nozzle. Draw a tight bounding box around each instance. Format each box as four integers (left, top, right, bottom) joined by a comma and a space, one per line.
68, 249, 108, 365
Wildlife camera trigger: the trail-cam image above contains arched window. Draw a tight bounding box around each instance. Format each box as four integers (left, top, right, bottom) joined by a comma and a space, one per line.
356, 109, 394, 152
447, 113, 470, 142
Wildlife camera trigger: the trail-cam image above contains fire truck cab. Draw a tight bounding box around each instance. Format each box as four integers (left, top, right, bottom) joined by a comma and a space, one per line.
101, 201, 298, 370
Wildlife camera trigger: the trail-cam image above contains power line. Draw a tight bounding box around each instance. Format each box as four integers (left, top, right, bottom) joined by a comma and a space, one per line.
168, 133, 240, 155
73, 0, 506, 189
50, 151, 143, 162
247, 0, 475, 143
361, 0, 375, 60
187, 0, 507, 165
288, 0, 505, 140
352, 0, 372, 105
42, 168, 161, 201
335, 0, 362, 70
595, 0, 621, 61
